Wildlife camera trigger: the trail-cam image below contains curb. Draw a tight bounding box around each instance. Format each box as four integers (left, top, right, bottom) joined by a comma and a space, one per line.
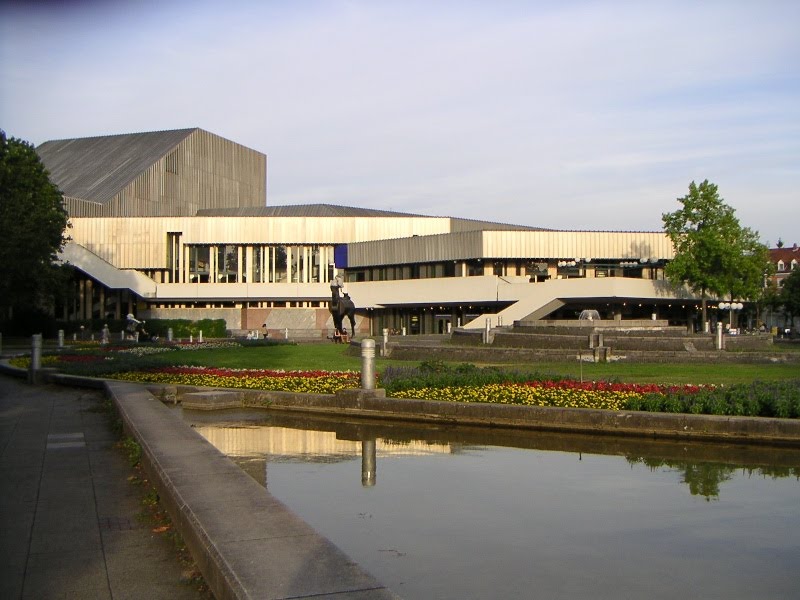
173, 386, 800, 448
106, 380, 397, 600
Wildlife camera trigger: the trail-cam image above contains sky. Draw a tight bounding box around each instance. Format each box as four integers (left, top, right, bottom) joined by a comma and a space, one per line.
1, 0, 798, 245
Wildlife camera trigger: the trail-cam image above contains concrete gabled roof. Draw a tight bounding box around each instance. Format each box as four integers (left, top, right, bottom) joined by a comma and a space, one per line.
196, 203, 430, 218
36, 128, 198, 203
196, 204, 545, 231
448, 216, 547, 232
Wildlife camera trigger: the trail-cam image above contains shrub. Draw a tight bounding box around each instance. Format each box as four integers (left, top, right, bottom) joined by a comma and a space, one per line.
142, 318, 227, 338
622, 380, 800, 419
381, 363, 560, 394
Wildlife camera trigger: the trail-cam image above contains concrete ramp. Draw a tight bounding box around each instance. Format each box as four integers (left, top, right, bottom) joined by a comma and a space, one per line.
463, 277, 693, 329
59, 242, 157, 298
520, 298, 565, 322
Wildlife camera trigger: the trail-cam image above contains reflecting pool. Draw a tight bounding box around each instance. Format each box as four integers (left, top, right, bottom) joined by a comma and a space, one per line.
186, 411, 800, 600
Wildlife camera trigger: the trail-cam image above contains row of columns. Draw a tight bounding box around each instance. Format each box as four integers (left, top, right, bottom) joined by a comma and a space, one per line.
74, 279, 135, 321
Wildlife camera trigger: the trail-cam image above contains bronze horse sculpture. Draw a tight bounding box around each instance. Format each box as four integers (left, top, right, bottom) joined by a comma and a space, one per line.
329, 283, 356, 337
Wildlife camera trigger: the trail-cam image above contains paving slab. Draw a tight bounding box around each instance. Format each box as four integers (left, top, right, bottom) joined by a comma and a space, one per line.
0, 374, 212, 600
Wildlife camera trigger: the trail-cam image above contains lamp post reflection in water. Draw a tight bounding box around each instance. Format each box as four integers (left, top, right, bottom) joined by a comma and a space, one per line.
361, 439, 376, 487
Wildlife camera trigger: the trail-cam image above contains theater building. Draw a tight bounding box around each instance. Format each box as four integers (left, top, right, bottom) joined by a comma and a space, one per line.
38, 128, 696, 337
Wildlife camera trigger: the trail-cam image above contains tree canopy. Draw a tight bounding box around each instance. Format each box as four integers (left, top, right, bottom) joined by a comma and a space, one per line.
662, 180, 770, 328
0, 130, 70, 321
779, 268, 800, 328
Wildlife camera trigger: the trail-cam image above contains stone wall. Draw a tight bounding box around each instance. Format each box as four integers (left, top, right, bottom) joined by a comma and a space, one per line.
241, 307, 370, 339
388, 341, 800, 365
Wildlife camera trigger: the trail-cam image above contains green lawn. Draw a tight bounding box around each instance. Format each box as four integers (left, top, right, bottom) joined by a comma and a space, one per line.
163, 343, 394, 372
517, 361, 799, 385
6, 337, 797, 386
106, 342, 798, 386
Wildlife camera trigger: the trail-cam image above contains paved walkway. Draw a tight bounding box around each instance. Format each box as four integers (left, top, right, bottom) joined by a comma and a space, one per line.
0, 374, 211, 599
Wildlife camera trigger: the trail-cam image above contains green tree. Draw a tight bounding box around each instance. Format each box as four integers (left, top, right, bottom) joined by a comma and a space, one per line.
0, 130, 70, 322
778, 268, 800, 331
759, 280, 782, 331
662, 180, 770, 330
723, 226, 772, 329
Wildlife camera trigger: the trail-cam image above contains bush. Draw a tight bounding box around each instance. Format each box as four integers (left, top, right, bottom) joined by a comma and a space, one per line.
47, 317, 226, 340
622, 380, 800, 419
134, 318, 227, 338
381, 362, 564, 394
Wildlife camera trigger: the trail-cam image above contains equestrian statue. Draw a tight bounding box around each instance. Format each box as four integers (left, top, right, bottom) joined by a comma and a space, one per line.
329, 280, 356, 338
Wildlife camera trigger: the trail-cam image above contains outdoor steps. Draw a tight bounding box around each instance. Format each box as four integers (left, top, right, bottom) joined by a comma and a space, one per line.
492, 331, 717, 352
453, 326, 774, 353
388, 343, 800, 364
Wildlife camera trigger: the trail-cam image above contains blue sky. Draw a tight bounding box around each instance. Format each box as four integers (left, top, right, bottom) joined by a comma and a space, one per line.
2, 0, 798, 245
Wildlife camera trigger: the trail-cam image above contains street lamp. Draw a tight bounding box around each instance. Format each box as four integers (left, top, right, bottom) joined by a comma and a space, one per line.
718, 302, 744, 332
557, 258, 592, 277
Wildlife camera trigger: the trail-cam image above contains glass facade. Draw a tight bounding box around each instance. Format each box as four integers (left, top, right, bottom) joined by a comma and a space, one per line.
184, 244, 332, 284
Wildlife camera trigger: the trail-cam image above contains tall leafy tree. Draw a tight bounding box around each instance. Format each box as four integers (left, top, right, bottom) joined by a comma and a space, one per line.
723, 225, 772, 329
0, 130, 70, 322
778, 268, 800, 330
662, 180, 770, 330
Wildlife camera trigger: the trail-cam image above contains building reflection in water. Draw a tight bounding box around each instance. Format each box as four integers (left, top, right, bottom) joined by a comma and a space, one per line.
187, 417, 800, 599
194, 425, 454, 488
191, 420, 800, 500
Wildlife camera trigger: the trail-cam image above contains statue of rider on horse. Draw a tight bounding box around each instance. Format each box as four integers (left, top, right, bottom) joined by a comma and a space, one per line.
329, 278, 356, 339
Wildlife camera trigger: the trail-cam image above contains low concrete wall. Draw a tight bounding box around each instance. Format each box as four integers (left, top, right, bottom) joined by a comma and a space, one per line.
516, 319, 673, 330
493, 332, 717, 351
493, 329, 771, 352
386, 342, 800, 364
242, 307, 370, 339
494, 332, 597, 350
451, 329, 485, 345
172, 385, 800, 447
107, 381, 397, 600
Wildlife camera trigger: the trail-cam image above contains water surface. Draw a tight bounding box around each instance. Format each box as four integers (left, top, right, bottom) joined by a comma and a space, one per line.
188, 412, 800, 600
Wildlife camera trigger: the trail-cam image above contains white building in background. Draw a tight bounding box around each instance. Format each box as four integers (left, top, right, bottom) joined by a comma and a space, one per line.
38, 128, 698, 337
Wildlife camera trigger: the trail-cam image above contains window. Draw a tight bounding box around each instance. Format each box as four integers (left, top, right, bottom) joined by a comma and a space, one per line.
215, 245, 238, 282
792, 259, 798, 271
777, 260, 785, 271
273, 246, 287, 282
466, 261, 483, 277
166, 232, 181, 282
189, 246, 210, 283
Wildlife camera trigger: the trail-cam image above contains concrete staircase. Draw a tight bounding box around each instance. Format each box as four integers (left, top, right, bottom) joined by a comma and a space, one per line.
495, 322, 717, 353
435, 319, 780, 364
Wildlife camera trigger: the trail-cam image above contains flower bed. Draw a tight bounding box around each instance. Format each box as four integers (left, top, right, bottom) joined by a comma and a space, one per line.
109, 366, 361, 394
7, 350, 799, 418
391, 380, 709, 411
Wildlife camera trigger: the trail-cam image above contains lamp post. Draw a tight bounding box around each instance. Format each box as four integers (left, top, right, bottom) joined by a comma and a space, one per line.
557, 258, 592, 277
718, 302, 744, 332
